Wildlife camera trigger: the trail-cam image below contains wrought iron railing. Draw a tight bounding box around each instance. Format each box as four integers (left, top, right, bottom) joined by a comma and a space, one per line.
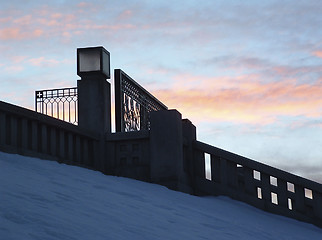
35, 87, 78, 124
114, 69, 168, 132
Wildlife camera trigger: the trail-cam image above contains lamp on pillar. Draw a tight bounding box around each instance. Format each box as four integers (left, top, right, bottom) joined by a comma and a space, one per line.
77, 46, 111, 134
77, 46, 110, 79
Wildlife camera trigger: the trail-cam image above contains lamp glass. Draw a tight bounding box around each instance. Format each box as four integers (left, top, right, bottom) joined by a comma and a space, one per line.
102, 50, 110, 77
79, 49, 100, 72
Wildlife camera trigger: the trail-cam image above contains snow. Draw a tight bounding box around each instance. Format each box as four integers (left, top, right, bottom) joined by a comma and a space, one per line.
1, 151, 322, 240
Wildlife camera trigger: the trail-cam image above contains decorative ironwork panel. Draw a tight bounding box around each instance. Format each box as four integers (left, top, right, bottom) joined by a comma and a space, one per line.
35, 87, 78, 124
115, 69, 168, 132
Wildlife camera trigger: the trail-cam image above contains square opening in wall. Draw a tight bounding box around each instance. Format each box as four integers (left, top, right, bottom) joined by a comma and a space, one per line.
270, 176, 278, 187
287, 182, 295, 193
253, 170, 261, 181
120, 157, 127, 166
271, 192, 278, 205
120, 144, 127, 152
288, 198, 293, 210
132, 144, 139, 152
304, 188, 313, 199
257, 187, 262, 199
132, 157, 139, 165
204, 153, 212, 181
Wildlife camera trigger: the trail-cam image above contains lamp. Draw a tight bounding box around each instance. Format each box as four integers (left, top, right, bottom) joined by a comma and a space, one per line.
77, 46, 110, 79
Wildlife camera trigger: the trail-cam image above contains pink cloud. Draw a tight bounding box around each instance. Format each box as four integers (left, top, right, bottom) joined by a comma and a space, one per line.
51, 13, 63, 19
28, 57, 60, 66
0, 6, 137, 42
33, 29, 43, 37
77, 2, 90, 8
4, 65, 25, 73
118, 10, 133, 21
152, 74, 322, 125
13, 15, 33, 25
0, 17, 12, 23
0, 27, 43, 40
0, 28, 25, 40
313, 51, 322, 58
10, 55, 27, 63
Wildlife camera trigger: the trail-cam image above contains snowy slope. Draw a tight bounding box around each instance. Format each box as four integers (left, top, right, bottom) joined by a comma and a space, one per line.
1, 152, 322, 240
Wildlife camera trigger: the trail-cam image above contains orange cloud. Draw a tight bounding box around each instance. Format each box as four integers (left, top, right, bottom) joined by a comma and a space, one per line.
0, 6, 136, 42
313, 51, 322, 58
0, 28, 25, 40
28, 57, 60, 66
13, 15, 33, 25
151, 74, 322, 125
118, 10, 133, 21
0, 27, 44, 40
77, 2, 91, 8
0, 17, 12, 23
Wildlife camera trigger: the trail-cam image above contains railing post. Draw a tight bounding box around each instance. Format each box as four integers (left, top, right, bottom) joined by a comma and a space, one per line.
41, 124, 47, 154
244, 167, 256, 196
77, 46, 111, 171
10, 116, 17, 148
77, 77, 111, 134
0, 112, 6, 146
150, 109, 187, 192
21, 119, 28, 150
49, 127, 56, 156
295, 185, 305, 214
261, 173, 271, 207
31, 121, 38, 152
58, 129, 65, 161
220, 157, 228, 186
182, 118, 196, 193
277, 179, 288, 208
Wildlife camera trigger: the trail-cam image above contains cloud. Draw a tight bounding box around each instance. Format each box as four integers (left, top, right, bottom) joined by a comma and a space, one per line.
117, 10, 133, 21
313, 50, 322, 58
0, 4, 139, 44
278, 164, 322, 184
0, 28, 24, 40
0, 27, 44, 40
13, 14, 33, 24
28, 57, 60, 67
77, 2, 91, 8
4, 65, 24, 73
152, 74, 322, 125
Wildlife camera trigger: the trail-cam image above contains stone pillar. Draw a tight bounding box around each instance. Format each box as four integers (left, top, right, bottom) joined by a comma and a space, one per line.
150, 109, 193, 193
76, 46, 111, 172
77, 75, 111, 134
77, 75, 111, 171
182, 118, 196, 193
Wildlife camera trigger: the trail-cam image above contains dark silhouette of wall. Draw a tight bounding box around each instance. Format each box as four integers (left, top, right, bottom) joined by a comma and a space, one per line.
1, 99, 321, 228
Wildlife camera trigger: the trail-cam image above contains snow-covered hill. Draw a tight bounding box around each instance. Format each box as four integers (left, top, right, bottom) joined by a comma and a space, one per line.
1, 151, 322, 240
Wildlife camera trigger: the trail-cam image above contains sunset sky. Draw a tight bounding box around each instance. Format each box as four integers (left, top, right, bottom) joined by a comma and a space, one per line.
0, 0, 321, 182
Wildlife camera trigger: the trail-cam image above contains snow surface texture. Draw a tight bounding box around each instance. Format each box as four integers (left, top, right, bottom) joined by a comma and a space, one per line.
1, 152, 322, 240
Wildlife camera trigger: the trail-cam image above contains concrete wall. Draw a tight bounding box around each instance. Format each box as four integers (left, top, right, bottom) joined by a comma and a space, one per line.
192, 140, 322, 228
105, 130, 150, 182
1, 99, 322, 228
0, 101, 99, 168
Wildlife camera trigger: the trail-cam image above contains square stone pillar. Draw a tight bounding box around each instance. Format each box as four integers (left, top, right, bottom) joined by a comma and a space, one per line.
77, 76, 111, 134
77, 76, 111, 172
150, 109, 193, 193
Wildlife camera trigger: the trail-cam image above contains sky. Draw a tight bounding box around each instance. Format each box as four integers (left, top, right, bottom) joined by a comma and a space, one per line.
0, 0, 321, 182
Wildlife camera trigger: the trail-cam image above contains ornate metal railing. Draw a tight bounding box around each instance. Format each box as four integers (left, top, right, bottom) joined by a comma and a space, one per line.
35, 87, 78, 124
114, 69, 168, 132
